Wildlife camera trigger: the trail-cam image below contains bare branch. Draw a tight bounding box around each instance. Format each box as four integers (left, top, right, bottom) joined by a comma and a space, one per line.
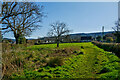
47, 21, 71, 47
2, 2, 44, 44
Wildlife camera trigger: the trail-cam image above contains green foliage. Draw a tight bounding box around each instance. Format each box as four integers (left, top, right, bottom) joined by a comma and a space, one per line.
100, 70, 119, 79
92, 41, 120, 57
97, 51, 120, 79
100, 65, 114, 73
107, 54, 120, 62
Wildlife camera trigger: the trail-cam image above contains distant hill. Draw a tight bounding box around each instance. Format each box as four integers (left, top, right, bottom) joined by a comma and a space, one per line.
70, 31, 114, 37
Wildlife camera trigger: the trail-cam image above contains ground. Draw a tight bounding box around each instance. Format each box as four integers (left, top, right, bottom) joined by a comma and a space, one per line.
2, 42, 120, 79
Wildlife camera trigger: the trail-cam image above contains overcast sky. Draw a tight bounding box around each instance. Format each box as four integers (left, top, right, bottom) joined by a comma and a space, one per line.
3, 2, 118, 39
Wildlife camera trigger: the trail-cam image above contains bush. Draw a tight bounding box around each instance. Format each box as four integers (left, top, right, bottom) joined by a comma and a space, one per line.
47, 57, 63, 67
92, 41, 120, 58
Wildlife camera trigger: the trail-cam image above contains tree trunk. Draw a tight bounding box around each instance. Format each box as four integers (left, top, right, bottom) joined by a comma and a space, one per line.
57, 41, 59, 47
14, 33, 20, 44
15, 37, 19, 44
56, 38, 59, 47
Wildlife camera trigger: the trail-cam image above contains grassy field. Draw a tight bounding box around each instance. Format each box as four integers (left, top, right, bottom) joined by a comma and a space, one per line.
2, 42, 120, 79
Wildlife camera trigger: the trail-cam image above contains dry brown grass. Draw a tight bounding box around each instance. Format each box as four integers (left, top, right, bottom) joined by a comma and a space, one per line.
2, 43, 28, 78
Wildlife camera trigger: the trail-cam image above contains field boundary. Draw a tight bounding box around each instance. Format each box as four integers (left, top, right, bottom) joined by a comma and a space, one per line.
92, 41, 120, 58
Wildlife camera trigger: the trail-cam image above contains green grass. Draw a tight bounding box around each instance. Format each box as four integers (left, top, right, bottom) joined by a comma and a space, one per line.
2, 42, 120, 79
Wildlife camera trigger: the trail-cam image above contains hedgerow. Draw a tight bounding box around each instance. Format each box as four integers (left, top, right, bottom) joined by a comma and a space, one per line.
92, 41, 120, 57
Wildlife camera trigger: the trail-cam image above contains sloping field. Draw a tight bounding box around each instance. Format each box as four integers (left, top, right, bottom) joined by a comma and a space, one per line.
3, 43, 120, 79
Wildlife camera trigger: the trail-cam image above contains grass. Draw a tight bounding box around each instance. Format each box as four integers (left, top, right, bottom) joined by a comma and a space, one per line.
2, 42, 120, 79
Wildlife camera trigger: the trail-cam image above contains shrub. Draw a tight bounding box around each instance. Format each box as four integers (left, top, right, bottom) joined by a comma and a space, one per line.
92, 41, 120, 58
47, 57, 63, 67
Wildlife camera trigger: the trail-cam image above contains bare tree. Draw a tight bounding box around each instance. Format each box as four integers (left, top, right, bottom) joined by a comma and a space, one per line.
1, 2, 18, 22
1, 2, 42, 23
2, 2, 45, 44
112, 19, 120, 43
48, 21, 70, 47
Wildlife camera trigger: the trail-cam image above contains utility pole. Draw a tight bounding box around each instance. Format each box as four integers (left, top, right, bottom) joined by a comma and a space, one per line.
102, 26, 104, 42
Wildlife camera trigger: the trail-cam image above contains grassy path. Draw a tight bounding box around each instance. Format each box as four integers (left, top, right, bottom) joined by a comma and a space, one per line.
61, 43, 119, 78
63, 43, 102, 78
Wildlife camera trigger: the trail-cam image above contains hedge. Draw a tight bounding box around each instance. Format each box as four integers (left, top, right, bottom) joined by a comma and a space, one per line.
92, 41, 120, 58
